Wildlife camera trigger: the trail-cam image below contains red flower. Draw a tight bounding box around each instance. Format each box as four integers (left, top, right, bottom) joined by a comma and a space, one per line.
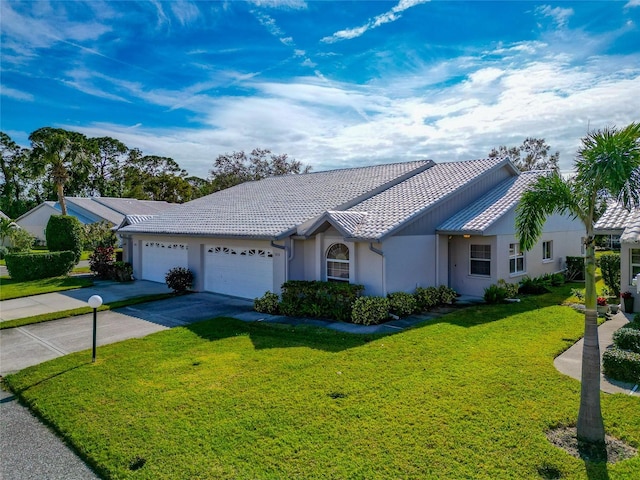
621, 291, 633, 299
597, 297, 607, 306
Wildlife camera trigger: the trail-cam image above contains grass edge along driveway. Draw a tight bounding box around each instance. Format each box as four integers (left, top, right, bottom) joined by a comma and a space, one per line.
0, 276, 94, 301
4, 286, 639, 480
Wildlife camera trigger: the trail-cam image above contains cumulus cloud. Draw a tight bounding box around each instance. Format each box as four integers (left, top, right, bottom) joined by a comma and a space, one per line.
322, 0, 430, 43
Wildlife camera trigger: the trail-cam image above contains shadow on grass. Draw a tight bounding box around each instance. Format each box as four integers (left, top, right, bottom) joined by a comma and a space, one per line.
584, 460, 609, 480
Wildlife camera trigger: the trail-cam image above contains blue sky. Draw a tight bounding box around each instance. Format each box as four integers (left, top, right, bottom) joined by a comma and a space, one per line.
1, 0, 639, 177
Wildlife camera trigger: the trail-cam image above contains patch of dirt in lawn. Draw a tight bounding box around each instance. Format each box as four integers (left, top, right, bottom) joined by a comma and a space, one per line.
546, 426, 637, 464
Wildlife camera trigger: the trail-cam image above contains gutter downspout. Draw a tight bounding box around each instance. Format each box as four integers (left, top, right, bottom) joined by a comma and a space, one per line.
369, 242, 386, 296
271, 240, 288, 283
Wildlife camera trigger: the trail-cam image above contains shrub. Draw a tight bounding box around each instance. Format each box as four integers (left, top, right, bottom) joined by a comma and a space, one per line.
550, 272, 565, 287
602, 347, 640, 383
484, 284, 508, 304
112, 261, 133, 282
89, 246, 115, 279
165, 267, 194, 293
622, 320, 640, 331
598, 253, 621, 297
497, 279, 519, 298
279, 281, 364, 321
351, 296, 389, 325
5, 251, 76, 281
254, 292, 280, 314
0, 245, 7, 260
414, 286, 439, 311
8, 228, 35, 253
46, 215, 83, 263
565, 256, 585, 281
438, 285, 457, 304
613, 328, 640, 354
387, 292, 418, 318
519, 275, 551, 295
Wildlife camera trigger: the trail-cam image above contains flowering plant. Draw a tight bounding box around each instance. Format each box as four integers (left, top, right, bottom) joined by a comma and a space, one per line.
597, 297, 607, 306
621, 291, 633, 299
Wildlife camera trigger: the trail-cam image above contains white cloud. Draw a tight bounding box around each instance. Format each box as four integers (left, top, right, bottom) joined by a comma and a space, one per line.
625, 0, 640, 8
536, 5, 574, 28
0, 86, 34, 102
170, 0, 201, 26
322, 0, 430, 43
246, 0, 307, 9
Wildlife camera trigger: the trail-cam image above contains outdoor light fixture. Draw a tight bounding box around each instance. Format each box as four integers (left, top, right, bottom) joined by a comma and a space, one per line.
88, 295, 103, 363
463, 234, 471, 239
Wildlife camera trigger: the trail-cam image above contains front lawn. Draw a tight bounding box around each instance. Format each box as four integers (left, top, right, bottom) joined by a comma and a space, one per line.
4, 286, 639, 479
0, 276, 93, 300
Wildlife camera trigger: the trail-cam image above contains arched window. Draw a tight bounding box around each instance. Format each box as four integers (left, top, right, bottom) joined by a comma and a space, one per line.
326, 243, 349, 282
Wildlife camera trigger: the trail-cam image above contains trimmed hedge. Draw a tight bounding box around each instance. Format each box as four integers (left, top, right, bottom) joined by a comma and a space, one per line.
351, 296, 389, 325
602, 347, 640, 383
46, 215, 83, 263
613, 328, 640, 354
5, 251, 76, 280
279, 281, 364, 321
388, 292, 418, 318
254, 292, 280, 315
414, 286, 440, 311
598, 253, 621, 297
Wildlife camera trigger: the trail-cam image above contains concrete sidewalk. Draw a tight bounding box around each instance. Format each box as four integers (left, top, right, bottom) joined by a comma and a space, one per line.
554, 311, 639, 396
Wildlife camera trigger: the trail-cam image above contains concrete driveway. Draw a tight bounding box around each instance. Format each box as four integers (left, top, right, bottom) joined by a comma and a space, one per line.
1, 288, 254, 376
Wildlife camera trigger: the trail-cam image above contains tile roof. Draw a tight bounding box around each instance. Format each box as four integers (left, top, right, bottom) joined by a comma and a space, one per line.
119, 161, 433, 238
116, 214, 158, 230
92, 197, 173, 216
66, 197, 125, 224
437, 170, 548, 234
341, 158, 509, 239
595, 201, 640, 244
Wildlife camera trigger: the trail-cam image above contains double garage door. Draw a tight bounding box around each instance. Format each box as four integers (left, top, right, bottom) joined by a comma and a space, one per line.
141, 241, 189, 283
204, 245, 273, 299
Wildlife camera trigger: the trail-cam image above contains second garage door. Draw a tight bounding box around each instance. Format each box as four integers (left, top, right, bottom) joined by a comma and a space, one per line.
141, 241, 189, 283
204, 245, 273, 298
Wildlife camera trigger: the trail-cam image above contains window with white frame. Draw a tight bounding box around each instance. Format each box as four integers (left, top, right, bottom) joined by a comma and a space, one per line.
509, 243, 525, 274
631, 248, 640, 282
542, 241, 553, 261
326, 243, 350, 282
470, 244, 491, 276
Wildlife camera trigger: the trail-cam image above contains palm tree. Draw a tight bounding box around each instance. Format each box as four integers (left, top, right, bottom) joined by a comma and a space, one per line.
515, 122, 640, 445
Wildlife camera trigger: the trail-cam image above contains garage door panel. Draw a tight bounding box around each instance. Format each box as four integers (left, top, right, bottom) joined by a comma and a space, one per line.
141, 241, 189, 283
204, 245, 273, 298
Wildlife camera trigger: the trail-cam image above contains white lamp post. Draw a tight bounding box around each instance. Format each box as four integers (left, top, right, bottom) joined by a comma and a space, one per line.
88, 295, 103, 363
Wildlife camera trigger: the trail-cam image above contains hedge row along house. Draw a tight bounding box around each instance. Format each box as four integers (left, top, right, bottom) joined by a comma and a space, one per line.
118, 158, 585, 299
595, 201, 640, 312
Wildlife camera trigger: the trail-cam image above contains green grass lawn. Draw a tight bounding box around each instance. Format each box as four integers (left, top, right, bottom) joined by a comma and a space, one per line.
0, 276, 93, 301
4, 285, 639, 480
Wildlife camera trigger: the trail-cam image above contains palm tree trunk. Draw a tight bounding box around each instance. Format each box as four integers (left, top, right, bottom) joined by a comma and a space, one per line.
57, 182, 67, 216
576, 234, 605, 444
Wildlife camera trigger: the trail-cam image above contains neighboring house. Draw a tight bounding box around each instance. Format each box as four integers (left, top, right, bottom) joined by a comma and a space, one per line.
118, 158, 585, 299
15, 197, 174, 244
595, 201, 640, 312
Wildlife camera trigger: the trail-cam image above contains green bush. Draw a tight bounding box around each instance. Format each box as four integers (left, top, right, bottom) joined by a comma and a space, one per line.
565, 256, 585, 281
0, 245, 7, 260
550, 272, 565, 287
5, 251, 76, 281
484, 284, 508, 304
602, 347, 640, 383
414, 286, 440, 311
519, 275, 552, 295
351, 296, 389, 325
438, 285, 457, 304
8, 228, 35, 253
165, 267, 193, 293
46, 215, 83, 263
83, 221, 117, 250
598, 253, 621, 297
112, 261, 133, 282
613, 328, 640, 354
279, 281, 364, 321
254, 292, 280, 315
387, 292, 418, 318
497, 279, 519, 298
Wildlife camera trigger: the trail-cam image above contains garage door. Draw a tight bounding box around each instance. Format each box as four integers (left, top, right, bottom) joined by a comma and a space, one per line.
141, 241, 189, 283
204, 245, 273, 298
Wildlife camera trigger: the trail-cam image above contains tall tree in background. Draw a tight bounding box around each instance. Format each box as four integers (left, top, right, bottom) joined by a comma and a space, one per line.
489, 138, 560, 172
123, 152, 193, 203
88, 136, 129, 197
515, 123, 640, 447
0, 132, 35, 218
209, 148, 311, 192
29, 127, 93, 215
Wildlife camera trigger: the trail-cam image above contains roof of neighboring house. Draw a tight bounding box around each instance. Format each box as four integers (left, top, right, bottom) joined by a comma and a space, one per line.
0, 211, 9, 220
15, 197, 175, 227
595, 201, 640, 244
119, 160, 435, 239
436, 170, 548, 235
116, 214, 158, 230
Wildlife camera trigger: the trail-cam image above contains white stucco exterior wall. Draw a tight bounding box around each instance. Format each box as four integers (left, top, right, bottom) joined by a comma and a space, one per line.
15, 204, 59, 243
621, 242, 640, 313
382, 235, 437, 294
